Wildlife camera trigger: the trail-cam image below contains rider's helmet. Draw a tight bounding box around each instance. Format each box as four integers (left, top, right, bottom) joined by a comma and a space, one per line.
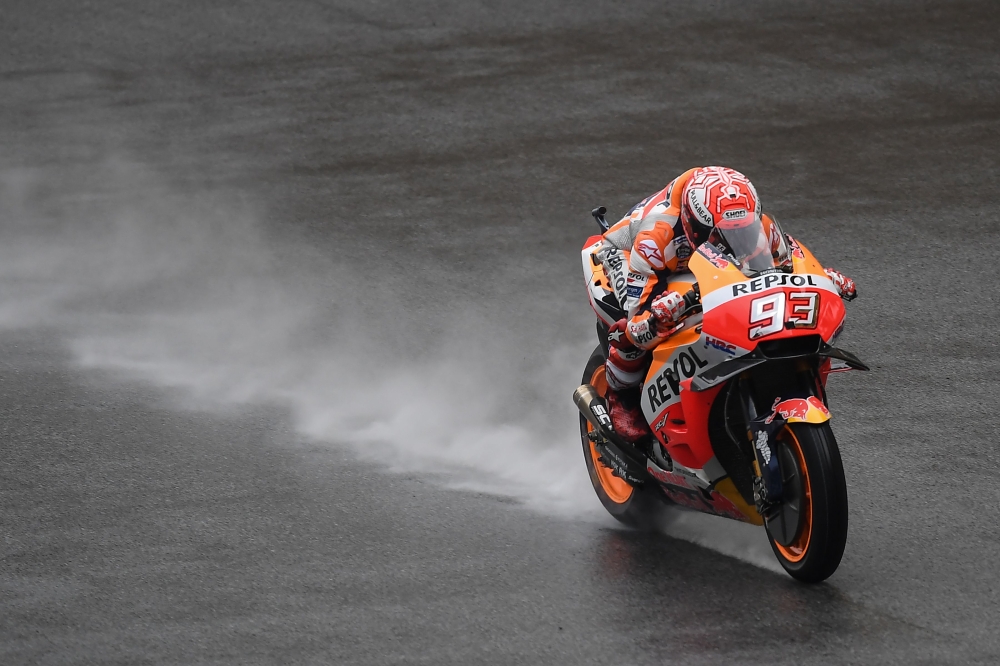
679, 166, 762, 249
680, 166, 789, 275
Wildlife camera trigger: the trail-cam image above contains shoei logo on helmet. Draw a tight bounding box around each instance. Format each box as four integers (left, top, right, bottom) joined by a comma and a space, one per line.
636, 239, 666, 269
723, 208, 748, 221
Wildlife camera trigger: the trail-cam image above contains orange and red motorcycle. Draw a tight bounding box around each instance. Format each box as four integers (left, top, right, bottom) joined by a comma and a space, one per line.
574, 207, 867, 582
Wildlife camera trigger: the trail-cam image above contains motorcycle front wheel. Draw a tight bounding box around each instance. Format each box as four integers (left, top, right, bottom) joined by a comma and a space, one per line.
765, 421, 849, 583
579, 345, 661, 528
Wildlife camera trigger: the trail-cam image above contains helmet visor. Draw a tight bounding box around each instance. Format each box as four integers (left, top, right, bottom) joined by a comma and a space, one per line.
711, 216, 791, 276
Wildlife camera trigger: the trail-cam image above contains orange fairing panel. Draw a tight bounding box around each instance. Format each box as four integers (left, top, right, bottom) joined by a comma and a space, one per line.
653, 378, 722, 471
688, 249, 747, 297
714, 477, 764, 526
787, 236, 826, 275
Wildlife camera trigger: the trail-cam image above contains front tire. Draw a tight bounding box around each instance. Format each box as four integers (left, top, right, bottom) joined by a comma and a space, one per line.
580, 346, 660, 528
765, 421, 849, 583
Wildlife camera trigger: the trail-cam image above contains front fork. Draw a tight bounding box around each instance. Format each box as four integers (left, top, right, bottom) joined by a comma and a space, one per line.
740, 385, 785, 516
734, 364, 831, 516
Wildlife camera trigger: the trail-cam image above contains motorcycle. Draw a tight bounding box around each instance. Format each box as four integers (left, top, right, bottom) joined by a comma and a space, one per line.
574, 207, 867, 583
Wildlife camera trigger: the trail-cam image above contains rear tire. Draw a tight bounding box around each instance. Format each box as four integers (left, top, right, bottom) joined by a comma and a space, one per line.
765, 421, 849, 583
580, 346, 661, 528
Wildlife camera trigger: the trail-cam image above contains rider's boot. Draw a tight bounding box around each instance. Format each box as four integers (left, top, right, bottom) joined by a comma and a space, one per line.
605, 386, 652, 444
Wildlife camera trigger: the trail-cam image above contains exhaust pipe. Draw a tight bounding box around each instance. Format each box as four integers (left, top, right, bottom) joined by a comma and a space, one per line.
573, 384, 648, 485
573, 384, 615, 434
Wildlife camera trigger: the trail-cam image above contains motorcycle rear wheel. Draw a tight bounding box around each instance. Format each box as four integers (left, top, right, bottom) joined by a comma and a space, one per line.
765, 421, 849, 583
580, 346, 660, 528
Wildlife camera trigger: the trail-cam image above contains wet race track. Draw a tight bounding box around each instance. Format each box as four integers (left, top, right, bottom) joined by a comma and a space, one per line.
3, 1, 1000, 663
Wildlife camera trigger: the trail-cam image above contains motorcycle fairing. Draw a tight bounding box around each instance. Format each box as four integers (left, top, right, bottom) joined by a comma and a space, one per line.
632, 237, 851, 525
648, 458, 761, 524
694, 239, 847, 353
581, 237, 624, 326
642, 360, 765, 524
579, 233, 859, 527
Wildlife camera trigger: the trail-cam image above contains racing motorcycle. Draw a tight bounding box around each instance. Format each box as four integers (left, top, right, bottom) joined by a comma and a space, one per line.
574, 207, 867, 583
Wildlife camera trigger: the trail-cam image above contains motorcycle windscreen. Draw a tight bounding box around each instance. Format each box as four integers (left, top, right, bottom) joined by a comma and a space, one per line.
712, 215, 792, 276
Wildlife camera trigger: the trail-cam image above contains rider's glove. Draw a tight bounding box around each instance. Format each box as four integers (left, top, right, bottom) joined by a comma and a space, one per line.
651, 291, 686, 325
607, 319, 637, 351
824, 268, 857, 301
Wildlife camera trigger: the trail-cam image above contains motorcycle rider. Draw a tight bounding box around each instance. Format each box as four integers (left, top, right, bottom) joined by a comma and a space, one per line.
598, 166, 857, 443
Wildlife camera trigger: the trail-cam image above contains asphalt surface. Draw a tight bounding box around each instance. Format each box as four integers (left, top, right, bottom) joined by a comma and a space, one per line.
3, 1, 1000, 663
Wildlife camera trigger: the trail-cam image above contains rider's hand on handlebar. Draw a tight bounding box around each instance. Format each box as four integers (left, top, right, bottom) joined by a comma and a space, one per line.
651, 291, 686, 326
824, 268, 857, 301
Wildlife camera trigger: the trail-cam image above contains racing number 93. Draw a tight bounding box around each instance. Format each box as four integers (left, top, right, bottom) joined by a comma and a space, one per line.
749, 292, 819, 340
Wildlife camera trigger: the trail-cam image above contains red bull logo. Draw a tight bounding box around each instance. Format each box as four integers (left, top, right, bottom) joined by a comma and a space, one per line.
766, 396, 830, 424
698, 244, 730, 270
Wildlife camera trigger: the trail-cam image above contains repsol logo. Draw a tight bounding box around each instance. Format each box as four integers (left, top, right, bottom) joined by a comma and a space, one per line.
604, 254, 627, 302
732, 273, 818, 296
605, 252, 623, 272
613, 273, 626, 300
646, 347, 709, 409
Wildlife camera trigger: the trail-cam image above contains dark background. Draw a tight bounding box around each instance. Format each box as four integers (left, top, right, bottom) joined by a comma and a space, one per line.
2, 1, 999, 663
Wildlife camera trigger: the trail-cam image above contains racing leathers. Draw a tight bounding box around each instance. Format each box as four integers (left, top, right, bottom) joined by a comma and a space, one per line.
599, 169, 701, 397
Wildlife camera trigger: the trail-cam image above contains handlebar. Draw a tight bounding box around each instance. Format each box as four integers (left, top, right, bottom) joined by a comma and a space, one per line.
682, 284, 701, 309
678, 284, 702, 321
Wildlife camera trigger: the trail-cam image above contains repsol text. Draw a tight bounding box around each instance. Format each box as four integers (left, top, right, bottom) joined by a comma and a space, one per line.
646, 347, 709, 409
732, 273, 818, 296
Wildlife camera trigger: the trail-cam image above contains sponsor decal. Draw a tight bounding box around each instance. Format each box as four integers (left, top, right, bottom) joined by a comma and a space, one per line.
603, 248, 623, 272
597, 443, 643, 485
764, 397, 785, 424
705, 335, 737, 355
645, 347, 710, 410
674, 237, 692, 260
608, 328, 624, 343
659, 485, 750, 522
722, 208, 748, 221
754, 430, 772, 465
689, 193, 712, 224
764, 396, 830, 423
591, 403, 613, 429
731, 273, 818, 296
647, 464, 698, 492
625, 272, 647, 302
698, 244, 731, 270
628, 320, 656, 345
604, 249, 628, 302
653, 413, 668, 431
637, 239, 666, 269
788, 236, 806, 259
